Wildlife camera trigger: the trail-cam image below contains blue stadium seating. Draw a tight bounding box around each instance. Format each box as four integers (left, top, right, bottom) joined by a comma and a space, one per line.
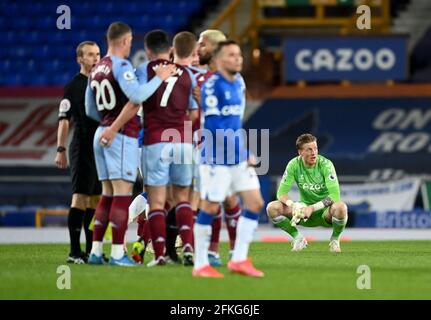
0, 0, 209, 86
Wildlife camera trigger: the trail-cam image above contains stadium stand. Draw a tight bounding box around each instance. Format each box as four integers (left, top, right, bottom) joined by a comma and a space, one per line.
0, 0, 217, 86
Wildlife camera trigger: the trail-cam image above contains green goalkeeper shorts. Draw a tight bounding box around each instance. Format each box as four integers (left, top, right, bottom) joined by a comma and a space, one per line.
298, 208, 332, 228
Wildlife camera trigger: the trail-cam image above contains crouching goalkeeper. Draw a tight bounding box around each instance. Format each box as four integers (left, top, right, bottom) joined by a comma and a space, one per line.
266, 134, 348, 252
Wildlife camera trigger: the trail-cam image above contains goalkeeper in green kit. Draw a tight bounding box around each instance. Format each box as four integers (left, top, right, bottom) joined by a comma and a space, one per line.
266, 134, 348, 252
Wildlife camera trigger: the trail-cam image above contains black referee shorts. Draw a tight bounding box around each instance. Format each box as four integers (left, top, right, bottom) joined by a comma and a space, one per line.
69, 138, 101, 196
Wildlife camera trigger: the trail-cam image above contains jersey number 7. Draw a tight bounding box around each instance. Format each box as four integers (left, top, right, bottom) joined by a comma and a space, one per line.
160, 77, 178, 107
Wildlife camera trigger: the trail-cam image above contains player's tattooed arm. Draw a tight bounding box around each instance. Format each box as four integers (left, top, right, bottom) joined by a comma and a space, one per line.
322, 197, 334, 207
311, 197, 334, 212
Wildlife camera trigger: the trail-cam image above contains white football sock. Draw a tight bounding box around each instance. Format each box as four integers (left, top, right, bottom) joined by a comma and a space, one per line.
111, 244, 124, 260
90, 241, 103, 257
193, 223, 212, 269
232, 216, 258, 262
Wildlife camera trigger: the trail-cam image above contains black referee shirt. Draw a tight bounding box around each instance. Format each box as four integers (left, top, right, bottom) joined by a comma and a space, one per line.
58, 73, 99, 142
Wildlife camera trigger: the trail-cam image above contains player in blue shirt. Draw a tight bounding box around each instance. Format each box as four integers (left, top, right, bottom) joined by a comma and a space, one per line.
193, 40, 265, 278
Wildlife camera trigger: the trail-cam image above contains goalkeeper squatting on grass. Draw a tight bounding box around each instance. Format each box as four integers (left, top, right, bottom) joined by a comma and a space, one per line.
266, 133, 348, 253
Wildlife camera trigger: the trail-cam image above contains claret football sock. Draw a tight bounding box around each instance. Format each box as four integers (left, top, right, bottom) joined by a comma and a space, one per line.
93, 195, 113, 242
137, 214, 151, 245
109, 195, 132, 245
225, 203, 241, 250
175, 202, 194, 252
209, 208, 222, 253
148, 209, 167, 259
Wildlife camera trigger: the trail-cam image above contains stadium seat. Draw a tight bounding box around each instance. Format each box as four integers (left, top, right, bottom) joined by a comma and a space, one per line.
0, 31, 13, 46
33, 45, 51, 59
12, 19, 31, 30
22, 3, 44, 15
24, 31, 42, 45
0, 17, 5, 30
32, 74, 49, 86
16, 46, 31, 59
0, 60, 11, 73
0, 0, 209, 85
72, 2, 96, 15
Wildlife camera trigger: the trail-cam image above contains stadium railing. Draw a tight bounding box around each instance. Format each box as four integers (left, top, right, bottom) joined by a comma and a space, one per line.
210, 0, 391, 55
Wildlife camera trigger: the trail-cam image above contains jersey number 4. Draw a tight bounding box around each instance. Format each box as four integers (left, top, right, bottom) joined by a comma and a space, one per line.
160, 77, 178, 107
91, 79, 116, 111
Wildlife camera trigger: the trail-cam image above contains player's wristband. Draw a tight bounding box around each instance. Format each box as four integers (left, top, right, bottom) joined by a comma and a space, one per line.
56, 146, 66, 153
311, 198, 334, 212
311, 201, 325, 212
284, 199, 293, 207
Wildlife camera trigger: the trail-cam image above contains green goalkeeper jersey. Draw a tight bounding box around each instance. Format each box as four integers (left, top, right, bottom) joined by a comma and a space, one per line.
277, 155, 340, 205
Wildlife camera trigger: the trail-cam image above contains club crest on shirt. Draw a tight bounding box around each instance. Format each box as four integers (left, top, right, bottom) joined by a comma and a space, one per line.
123, 71, 135, 81
205, 95, 218, 108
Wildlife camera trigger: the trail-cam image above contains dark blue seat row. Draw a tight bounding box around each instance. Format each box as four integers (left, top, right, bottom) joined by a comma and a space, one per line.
0, 0, 205, 86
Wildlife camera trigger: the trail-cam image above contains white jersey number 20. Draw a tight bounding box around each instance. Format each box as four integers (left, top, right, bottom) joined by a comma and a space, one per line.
91, 79, 116, 111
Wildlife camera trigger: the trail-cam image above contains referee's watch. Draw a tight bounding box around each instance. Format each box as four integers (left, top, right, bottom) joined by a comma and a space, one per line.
56, 146, 66, 153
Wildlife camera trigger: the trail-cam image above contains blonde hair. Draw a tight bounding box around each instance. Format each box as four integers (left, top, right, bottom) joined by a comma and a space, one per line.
199, 29, 226, 45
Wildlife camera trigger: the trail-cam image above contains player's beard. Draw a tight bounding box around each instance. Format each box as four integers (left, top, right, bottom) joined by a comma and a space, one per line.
199, 54, 211, 66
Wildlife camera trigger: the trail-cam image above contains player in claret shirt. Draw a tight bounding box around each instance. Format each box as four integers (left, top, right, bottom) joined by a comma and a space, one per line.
85, 22, 175, 266
135, 30, 199, 267
266, 133, 348, 253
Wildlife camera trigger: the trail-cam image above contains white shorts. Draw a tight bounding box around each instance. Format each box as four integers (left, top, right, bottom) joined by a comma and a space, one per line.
199, 162, 260, 203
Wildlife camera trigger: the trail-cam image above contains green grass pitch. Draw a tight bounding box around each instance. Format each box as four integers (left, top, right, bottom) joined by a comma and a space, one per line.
1, 241, 430, 299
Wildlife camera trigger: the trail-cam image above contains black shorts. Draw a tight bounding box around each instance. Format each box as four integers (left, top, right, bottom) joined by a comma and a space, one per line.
69, 138, 101, 196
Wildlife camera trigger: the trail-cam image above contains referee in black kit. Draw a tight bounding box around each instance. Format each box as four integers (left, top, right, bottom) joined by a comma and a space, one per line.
55, 41, 101, 264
